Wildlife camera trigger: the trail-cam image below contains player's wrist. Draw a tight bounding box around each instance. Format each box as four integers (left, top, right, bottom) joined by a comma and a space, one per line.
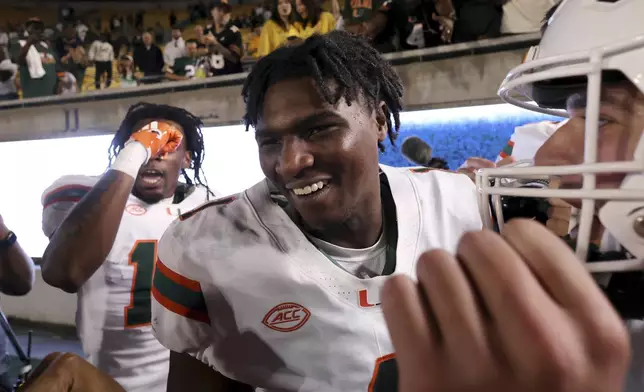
110, 142, 148, 179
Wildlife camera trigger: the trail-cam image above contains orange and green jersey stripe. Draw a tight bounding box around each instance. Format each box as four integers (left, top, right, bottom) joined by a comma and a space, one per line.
152, 259, 211, 324
499, 140, 515, 159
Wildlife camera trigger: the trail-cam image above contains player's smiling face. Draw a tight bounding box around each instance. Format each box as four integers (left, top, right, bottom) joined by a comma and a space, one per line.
256, 77, 387, 232
132, 119, 191, 204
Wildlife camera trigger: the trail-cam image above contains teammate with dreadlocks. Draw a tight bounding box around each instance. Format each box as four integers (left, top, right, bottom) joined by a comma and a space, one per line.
151, 30, 481, 391
39, 102, 215, 392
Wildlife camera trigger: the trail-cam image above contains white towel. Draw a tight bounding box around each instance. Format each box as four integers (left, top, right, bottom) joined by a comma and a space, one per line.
19, 40, 46, 79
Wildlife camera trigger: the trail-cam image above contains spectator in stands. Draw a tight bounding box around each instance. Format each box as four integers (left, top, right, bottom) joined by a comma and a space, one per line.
110, 15, 123, 32
339, 0, 410, 53
133, 31, 164, 84
451, 0, 503, 43
363, 0, 413, 53
131, 27, 144, 49
163, 26, 186, 67
193, 25, 209, 56
56, 71, 77, 95
135, 10, 144, 31
153, 22, 165, 45
296, 0, 336, 38
258, 0, 302, 57
60, 40, 89, 91
0, 212, 35, 391
407, 0, 457, 48
500, 0, 558, 35
0, 27, 8, 60
53, 24, 76, 60
89, 32, 115, 90
166, 40, 201, 81
111, 31, 131, 58
245, 19, 263, 58
341, 0, 377, 34
13, 18, 57, 99
204, 3, 243, 75
117, 54, 138, 88
0, 56, 18, 101
170, 10, 178, 29
75, 20, 89, 47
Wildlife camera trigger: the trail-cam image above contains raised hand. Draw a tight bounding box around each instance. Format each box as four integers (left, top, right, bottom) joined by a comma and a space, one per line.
128, 121, 184, 161
20, 352, 125, 392
382, 219, 630, 392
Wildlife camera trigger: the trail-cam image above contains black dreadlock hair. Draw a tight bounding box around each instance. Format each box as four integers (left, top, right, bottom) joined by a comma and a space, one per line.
108, 102, 212, 196
241, 30, 404, 152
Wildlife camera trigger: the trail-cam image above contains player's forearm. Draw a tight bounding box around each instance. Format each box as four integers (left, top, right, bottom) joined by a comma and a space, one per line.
0, 225, 35, 296
42, 170, 135, 293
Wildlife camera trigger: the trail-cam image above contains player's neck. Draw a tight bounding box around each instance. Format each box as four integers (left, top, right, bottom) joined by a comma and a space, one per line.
307, 194, 383, 249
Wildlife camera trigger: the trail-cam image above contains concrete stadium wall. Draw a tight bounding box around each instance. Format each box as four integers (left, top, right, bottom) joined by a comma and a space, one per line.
3, 268, 76, 326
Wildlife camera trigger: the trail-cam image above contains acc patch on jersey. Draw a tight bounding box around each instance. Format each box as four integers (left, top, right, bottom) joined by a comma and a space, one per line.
262, 302, 311, 333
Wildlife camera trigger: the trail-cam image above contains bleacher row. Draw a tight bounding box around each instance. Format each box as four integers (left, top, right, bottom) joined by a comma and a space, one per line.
0, 5, 256, 32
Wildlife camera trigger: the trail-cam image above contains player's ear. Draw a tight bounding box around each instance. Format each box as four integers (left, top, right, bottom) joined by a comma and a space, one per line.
375, 101, 388, 143
182, 151, 191, 169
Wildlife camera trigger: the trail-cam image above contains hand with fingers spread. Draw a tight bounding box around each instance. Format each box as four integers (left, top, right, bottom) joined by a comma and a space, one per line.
19, 352, 125, 392
382, 219, 631, 392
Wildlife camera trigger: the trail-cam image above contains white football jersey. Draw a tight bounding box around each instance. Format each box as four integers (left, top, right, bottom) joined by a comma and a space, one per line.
495, 120, 561, 163
41, 174, 210, 392
151, 165, 482, 391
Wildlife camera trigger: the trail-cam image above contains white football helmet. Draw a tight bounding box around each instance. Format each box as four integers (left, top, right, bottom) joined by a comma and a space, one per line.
476, 0, 644, 273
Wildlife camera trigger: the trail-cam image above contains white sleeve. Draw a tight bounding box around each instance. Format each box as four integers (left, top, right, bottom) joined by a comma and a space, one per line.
41, 175, 95, 238
429, 170, 483, 233
152, 220, 213, 360
496, 121, 559, 162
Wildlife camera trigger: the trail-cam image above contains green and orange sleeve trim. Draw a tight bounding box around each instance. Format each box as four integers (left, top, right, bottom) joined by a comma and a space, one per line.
152, 259, 211, 324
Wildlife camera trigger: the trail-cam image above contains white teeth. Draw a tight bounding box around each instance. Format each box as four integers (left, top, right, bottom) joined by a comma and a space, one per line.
142, 177, 162, 185
293, 181, 326, 196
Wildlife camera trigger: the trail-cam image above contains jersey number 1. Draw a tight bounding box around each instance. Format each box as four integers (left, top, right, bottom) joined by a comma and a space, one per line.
124, 240, 157, 328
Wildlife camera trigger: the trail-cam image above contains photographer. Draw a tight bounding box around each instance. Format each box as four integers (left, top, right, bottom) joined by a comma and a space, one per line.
0, 213, 34, 392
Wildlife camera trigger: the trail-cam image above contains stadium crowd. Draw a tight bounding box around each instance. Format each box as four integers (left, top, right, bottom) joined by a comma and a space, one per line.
0, 0, 556, 100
